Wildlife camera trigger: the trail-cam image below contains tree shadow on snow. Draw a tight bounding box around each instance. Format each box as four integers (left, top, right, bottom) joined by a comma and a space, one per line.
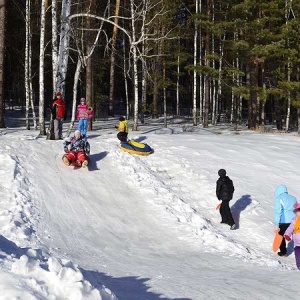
231, 194, 252, 229
81, 269, 192, 300
87, 151, 109, 171
0, 235, 31, 259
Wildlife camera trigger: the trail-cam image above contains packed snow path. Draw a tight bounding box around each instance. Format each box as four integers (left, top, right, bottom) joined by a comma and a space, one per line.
1, 125, 300, 299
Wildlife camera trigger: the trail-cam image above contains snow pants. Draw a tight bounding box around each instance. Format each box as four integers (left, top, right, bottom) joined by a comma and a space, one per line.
220, 201, 235, 226
65, 150, 87, 164
294, 246, 300, 269
54, 117, 63, 139
78, 119, 88, 136
278, 223, 290, 254
117, 132, 128, 143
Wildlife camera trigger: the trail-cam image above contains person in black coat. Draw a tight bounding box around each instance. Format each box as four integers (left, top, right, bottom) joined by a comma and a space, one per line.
216, 169, 236, 230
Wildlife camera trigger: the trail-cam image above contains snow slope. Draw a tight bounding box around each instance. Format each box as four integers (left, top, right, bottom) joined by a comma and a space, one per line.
0, 116, 299, 300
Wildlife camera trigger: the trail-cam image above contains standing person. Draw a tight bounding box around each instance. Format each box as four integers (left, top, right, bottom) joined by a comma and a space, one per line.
216, 169, 236, 230
115, 116, 129, 143
284, 203, 300, 269
52, 91, 66, 140
274, 184, 297, 256
76, 97, 94, 137
62, 130, 90, 167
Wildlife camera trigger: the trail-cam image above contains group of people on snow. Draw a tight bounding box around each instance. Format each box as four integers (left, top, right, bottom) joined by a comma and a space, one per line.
217, 170, 300, 269
53, 91, 127, 168
53, 91, 300, 270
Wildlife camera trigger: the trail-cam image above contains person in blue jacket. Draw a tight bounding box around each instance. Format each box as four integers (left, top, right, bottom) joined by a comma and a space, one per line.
274, 184, 297, 256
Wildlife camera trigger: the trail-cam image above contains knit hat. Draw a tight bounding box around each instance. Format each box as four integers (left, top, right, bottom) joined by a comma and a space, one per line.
74, 130, 81, 136
218, 169, 226, 177
294, 203, 300, 211
119, 116, 125, 121
56, 91, 62, 96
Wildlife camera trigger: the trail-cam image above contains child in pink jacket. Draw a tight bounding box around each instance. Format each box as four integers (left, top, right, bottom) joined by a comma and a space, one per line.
76, 98, 94, 137
284, 202, 300, 269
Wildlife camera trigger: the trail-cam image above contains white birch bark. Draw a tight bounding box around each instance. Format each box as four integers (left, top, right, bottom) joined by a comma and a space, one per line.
66, 58, 82, 137
25, 0, 31, 130
39, 0, 46, 134
56, 0, 71, 94
130, 0, 139, 131
215, 36, 223, 125
52, 0, 58, 95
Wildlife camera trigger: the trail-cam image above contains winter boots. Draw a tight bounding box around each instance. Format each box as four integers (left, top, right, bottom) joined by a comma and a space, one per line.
82, 160, 89, 168
62, 155, 70, 166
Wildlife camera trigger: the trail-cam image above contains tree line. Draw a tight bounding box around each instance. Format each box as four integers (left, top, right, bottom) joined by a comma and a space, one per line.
1, 0, 300, 134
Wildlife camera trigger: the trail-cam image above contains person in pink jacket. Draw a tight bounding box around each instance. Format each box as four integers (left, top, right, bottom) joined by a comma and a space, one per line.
284, 202, 300, 269
76, 98, 94, 137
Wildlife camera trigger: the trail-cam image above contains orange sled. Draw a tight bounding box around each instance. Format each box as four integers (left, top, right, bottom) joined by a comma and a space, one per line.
272, 229, 283, 252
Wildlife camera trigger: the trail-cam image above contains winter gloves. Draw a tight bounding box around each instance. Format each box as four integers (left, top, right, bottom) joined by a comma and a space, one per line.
284, 235, 291, 241
64, 147, 69, 153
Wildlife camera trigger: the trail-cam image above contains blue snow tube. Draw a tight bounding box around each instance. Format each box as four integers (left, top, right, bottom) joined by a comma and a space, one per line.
120, 140, 153, 156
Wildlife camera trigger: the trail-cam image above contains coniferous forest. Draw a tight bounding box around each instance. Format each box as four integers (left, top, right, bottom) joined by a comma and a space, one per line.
1, 0, 300, 134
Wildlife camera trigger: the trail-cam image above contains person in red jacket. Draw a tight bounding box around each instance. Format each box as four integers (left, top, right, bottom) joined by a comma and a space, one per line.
52, 92, 66, 140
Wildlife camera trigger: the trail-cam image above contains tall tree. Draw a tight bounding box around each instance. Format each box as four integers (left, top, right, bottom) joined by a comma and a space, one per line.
0, 0, 6, 128
39, 0, 47, 135
108, 0, 120, 116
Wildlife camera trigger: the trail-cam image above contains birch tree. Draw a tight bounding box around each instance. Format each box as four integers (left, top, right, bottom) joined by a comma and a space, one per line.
24, 0, 31, 130
52, 0, 58, 95
39, 0, 47, 135
56, 0, 71, 93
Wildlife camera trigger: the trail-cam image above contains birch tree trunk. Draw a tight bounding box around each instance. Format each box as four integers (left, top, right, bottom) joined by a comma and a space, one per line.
56, 0, 71, 94
108, 0, 120, 116
39, 0, 46, 134
130, 0, 139, 131
85, 0, 96, 131
25, 0, 31, 130
66, 58, 82, 137
52, 0, 58, 95
140, 5, 148, 125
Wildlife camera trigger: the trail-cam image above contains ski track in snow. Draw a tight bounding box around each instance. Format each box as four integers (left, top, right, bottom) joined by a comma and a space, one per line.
97, 133, 293, 269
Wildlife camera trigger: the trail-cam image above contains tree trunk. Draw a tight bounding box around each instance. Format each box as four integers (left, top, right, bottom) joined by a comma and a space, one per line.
152, 64, 158, 119
52, 0, 58, 95
56, 0, 71, 93
130, 0, 139, 131
0, 0, 5, 128
25, 0, 31, 130
192, 0, 199, 126
108, 0, 120, 116
39, 0, 46, 135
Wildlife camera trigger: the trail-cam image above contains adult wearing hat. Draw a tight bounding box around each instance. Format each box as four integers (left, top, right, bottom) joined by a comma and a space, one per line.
216, 169, 236, 230
52, 91, 66, 140
274, 184, 297, 256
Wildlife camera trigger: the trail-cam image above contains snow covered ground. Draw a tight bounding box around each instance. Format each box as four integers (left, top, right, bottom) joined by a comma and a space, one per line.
0, 112, 300, 300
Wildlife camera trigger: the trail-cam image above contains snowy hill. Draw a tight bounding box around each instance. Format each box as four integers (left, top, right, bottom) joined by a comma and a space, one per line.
0, 117, 299, 300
